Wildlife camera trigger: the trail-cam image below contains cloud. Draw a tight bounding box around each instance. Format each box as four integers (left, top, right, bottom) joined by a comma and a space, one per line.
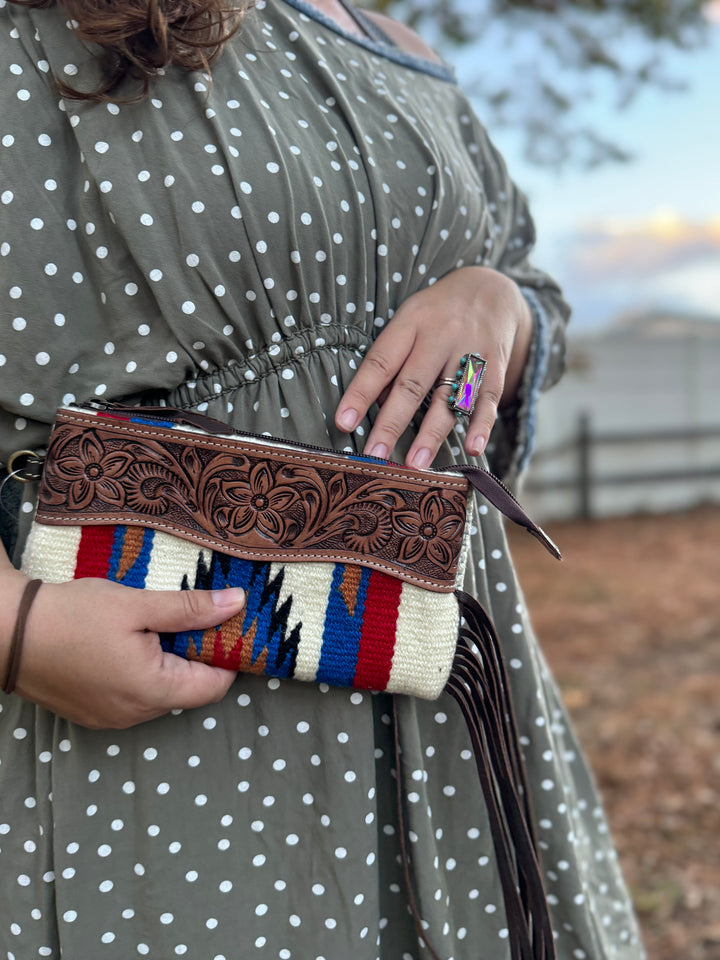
567, 210, 720, 281
555, 210, 720, 327
706, 0, 720, 23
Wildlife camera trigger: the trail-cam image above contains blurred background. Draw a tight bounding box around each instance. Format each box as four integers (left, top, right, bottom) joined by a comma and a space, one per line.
364, 0, 720, 955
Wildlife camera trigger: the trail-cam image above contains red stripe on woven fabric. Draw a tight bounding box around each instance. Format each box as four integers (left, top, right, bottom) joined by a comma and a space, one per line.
74, 525, 116, 579
352, 570, 403, 691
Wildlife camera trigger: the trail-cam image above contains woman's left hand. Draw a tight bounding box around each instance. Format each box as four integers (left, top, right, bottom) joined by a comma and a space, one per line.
335, 266, 533, 468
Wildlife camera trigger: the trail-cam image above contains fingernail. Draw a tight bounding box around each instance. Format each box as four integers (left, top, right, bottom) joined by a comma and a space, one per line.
411, 448, 432, 469
467, 436, 487, 457
337, 408, 358, 432
211, 587, 246, 608
365, 442, 389, 460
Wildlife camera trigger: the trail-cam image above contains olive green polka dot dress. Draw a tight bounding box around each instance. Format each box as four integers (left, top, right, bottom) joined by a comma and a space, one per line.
0, 1, 644, 957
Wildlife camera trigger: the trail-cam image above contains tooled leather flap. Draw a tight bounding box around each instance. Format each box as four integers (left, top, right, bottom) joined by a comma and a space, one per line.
33, 408, 471, 592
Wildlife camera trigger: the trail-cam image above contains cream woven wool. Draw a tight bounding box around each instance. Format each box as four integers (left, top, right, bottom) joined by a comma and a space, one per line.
387, 587, 459, 698
21, 522, 462, 697
20, 523, 81, 584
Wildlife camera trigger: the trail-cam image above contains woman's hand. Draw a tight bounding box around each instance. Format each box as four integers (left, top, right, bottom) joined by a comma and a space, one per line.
335, 266, 533, 468
1, 570, 245, 729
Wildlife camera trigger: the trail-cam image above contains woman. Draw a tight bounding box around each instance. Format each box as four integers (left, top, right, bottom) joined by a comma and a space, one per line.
0, 0, 644, 957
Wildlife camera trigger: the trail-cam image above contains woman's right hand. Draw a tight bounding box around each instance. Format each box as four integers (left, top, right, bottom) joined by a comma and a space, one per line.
1, 573, 245, 729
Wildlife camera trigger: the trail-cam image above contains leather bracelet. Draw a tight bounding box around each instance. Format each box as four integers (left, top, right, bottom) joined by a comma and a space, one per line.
2, 579, 42, 695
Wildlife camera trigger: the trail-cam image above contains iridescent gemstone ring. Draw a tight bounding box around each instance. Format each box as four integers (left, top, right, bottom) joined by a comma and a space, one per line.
439, 354, 487, 419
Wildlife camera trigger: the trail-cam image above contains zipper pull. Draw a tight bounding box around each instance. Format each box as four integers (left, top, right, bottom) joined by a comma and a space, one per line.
455, 464, 561, 560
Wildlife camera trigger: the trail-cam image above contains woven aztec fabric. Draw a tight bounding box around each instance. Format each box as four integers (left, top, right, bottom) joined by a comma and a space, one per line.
22, 521, 460, 698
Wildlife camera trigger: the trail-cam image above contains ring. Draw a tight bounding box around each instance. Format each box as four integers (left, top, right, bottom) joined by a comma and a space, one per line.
442, 353, 487, 419
434, 378, 457, 389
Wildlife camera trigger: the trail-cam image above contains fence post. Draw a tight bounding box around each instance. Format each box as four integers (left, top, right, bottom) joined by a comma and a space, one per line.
578, 412, 592, 519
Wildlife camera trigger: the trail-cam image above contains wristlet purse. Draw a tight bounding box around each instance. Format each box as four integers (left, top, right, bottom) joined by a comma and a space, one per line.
19, 401, 560, 960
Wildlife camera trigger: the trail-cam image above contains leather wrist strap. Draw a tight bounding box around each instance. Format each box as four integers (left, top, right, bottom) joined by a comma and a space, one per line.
2, 578, 42, 695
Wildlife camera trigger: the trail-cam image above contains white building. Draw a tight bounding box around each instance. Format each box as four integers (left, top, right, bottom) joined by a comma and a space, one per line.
521, 310, 720, 520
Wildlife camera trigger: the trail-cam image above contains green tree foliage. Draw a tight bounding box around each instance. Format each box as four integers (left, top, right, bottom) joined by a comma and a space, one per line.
365, 0, 710, 165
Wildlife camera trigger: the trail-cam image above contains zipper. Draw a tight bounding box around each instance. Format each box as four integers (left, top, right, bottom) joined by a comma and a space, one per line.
72, 399, 402, 466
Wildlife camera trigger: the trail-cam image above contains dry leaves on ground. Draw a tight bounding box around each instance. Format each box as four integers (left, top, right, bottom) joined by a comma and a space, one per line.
507, 505, 720, 960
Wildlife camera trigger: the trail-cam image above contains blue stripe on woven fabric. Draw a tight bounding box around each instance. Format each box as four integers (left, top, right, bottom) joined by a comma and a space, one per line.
107, 526, 154, 587
128, 415, 177, 428
244, 562, 295, 679
122, 528, 155, 587
106, 526, 125, 582
346, 454, 390, 465
210, 554, 257, 594
161, 631, 195, 657
316, 563, 369, 686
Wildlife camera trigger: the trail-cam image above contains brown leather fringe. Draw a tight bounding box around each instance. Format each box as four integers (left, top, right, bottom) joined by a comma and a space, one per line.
393, 591, 557, 960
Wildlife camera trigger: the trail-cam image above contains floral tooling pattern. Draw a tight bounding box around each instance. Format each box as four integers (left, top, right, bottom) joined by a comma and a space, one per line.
37, 420, 468, 587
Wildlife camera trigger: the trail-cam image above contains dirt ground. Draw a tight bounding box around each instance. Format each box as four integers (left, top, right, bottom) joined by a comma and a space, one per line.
506, 504, 720, 960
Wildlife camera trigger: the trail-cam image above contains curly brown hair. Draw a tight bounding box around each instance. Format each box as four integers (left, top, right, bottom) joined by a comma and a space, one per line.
9, 0, 252, 101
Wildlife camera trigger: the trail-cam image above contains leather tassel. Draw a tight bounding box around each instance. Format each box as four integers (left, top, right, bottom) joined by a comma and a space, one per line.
394, 591, 557, 960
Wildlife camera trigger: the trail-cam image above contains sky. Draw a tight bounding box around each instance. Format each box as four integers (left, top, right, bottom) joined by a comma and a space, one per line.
454, 7, 720, 330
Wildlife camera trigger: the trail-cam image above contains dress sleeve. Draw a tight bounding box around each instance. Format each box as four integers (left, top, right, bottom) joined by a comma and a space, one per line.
470, 122, 571, 483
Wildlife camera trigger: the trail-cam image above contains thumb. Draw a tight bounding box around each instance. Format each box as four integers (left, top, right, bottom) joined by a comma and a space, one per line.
140, 586, 247, 634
